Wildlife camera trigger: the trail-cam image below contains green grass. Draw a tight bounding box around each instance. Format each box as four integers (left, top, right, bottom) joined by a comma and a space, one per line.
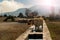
46, 21, 60, 40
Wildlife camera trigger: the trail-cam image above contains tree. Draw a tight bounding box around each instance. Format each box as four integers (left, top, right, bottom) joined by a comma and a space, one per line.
25, 9, 38, 18
49, 13, 55, 20
55, 14, 60, 20
4, 14, 7, 17
28, 11, 38, 18
18, 13, 24, 18
32, 11, 38, 16
4, 15, 15, 22
25, 9, 31, 17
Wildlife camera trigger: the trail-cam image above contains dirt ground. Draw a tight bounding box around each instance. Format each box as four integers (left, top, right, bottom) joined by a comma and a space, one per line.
0, 22, 30, 40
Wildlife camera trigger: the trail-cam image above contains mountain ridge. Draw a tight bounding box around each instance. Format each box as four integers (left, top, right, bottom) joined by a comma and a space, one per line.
0, 5, 50, 17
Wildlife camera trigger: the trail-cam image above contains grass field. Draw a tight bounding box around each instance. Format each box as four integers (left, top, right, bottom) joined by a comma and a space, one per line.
0, 17, 6, 22
0, 17, 43, 40
46, 21, 60, 40
0, 22, 30, 40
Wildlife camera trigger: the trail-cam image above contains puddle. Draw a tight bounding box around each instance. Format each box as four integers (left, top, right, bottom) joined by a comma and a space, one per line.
28, 34, 43, 40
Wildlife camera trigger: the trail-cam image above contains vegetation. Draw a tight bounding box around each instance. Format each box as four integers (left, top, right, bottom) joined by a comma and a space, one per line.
4, 14, 7, 17
25, 9, 38, 18
46, 21, 60, 40
0, 23, 30, 40
18, 13, 24, 18
3, 15, 15, 22
25, 9, 31, 17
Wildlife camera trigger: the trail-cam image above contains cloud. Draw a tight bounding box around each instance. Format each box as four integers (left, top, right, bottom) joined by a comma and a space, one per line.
1, 0, 60, 13
0, 0, 25, 13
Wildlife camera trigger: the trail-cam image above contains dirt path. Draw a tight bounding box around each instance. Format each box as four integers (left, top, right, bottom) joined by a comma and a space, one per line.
43, 20, 52, 40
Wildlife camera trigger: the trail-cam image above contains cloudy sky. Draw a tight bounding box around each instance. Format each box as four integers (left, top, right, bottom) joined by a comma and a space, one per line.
0, 0, 31, 13
0, 0, 60, 13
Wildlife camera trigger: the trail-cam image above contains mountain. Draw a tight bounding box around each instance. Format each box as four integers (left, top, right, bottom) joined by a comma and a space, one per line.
1, 5, 51, 17
29, 5, 51, 17
1, 8, 27, 16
